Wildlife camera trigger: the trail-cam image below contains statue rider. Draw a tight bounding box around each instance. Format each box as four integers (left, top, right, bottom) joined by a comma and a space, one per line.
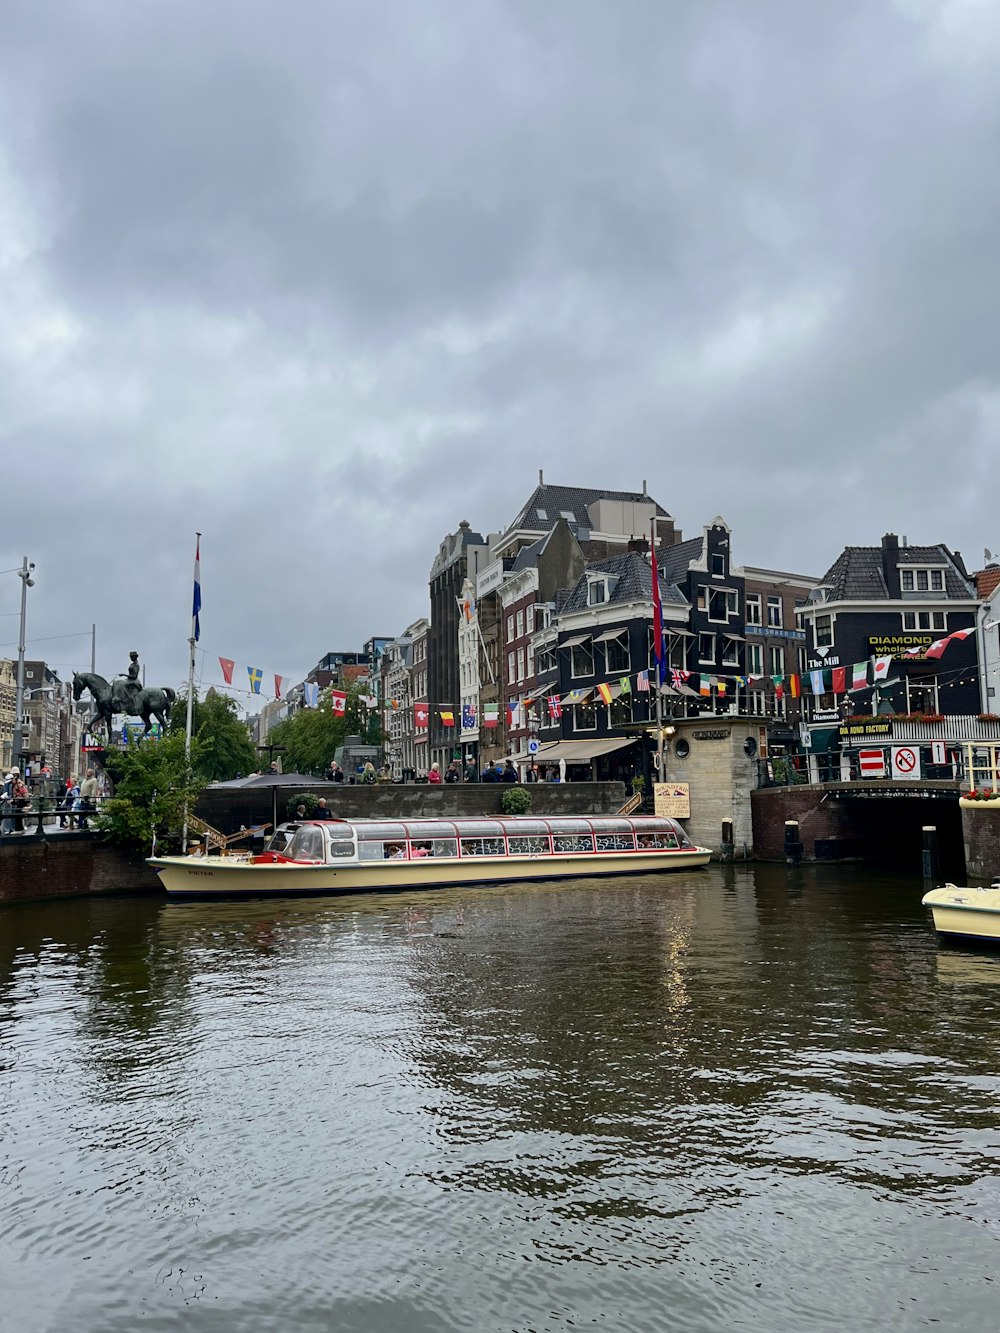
115, 651, 143, 716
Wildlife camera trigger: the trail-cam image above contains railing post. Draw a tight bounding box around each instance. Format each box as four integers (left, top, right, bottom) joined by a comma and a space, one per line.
922, 826, 939, 881
721, 817, 734, 863
784, 819, 803, 865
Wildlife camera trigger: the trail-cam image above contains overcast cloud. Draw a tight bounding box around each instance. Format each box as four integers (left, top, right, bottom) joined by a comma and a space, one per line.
2, 0, 999, 702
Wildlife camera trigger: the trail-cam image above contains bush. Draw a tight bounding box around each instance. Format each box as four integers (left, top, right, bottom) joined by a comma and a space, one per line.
500, 786, 532, 815
286, 791, 320, 819
631, 775, 645, 793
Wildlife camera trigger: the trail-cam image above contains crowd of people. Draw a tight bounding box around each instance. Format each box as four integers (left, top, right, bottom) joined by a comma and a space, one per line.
1, 768, 102, 835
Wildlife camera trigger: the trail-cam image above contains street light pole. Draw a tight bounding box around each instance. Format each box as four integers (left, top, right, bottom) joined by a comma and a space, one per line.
12, 557, 35, 773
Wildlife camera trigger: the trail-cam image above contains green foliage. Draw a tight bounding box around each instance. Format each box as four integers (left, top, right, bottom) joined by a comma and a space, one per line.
167, 691, 257, 782
267, 681, 382, 775
96, 733, 203, 852
631, 775, 645, 793
500, 786, 532, 815
287, 791, 319, 819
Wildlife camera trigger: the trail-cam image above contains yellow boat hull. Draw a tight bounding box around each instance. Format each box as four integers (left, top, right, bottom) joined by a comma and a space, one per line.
921, 885, 1000, 945
149, 848, 712, 898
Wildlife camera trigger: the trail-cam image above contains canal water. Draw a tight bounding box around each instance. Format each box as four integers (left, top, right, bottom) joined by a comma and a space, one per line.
2, 866, 999, 1332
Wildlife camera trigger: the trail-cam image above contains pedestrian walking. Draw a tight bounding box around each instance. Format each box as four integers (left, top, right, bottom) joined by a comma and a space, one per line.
78, 769, 99, 830
464, 759, 478, 783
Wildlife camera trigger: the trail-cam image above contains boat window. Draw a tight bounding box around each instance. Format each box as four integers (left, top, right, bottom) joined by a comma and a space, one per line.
329, 841, 355, 858
288, 827, 325, 861
401, 822, 459, 841
460, 837, 505, 857
595, 832, 636, 851
454, 820, 506, 839
266, 827, 294, 854
382, 842, 408, 860
547, 819, 593, 836
358, 841, 384, 861
553, 834, 594, 853
325, 823, 354, 840
589, 818, 633, 835
355, 822, 408, 840
499, 819, 549, 837
408, 839, 458, 858
508, 835, 550, 855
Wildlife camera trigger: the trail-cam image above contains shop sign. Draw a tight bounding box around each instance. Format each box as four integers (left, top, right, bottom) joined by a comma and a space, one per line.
840, 719, 893, 739
866, 635, 934, 661
692, 729, 729, 740
808, 656, 841, 669
654, 783, 690, 818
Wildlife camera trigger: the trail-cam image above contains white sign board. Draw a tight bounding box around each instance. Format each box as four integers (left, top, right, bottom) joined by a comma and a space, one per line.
931, 740, 946, 766
891, 745, 922, 781
527, 739, 539, 754
654, 783, 691, 819
859, 749, 886, 777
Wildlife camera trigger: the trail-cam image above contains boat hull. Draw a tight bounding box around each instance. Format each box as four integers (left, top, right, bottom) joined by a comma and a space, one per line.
921, 885, 1000, 946
149, 848, 712, 898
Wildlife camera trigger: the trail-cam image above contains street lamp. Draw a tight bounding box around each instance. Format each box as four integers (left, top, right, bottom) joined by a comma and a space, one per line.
6, 558, 35, 773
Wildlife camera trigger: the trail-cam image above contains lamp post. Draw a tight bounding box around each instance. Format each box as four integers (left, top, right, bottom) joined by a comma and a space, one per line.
9, 557, 35, 774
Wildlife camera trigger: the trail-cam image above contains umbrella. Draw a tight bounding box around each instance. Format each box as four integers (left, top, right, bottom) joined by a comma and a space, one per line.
208, 772, 330, 831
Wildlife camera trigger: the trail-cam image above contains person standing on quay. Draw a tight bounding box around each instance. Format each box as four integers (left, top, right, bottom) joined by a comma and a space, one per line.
502, 760, 519, 784
464, 758, 478, 783
427, 762, 442, 785
78, 769, 99, 830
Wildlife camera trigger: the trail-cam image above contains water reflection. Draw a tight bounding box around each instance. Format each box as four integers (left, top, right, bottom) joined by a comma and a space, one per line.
2, 867, 999, 1332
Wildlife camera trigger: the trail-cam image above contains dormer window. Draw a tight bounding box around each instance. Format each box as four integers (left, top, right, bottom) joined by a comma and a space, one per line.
900, 568, 944, 593
711, 552, 726, 576
589, 580, 608, 605
536, 508, 547, 521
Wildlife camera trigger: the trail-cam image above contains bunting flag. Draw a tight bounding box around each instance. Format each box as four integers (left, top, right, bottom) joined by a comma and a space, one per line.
771, 674, 784, 700
302, 682, 319, 708
700, 675, 712, 697
440, 709, 455, 727
716, 679, 727, 698
597, 682, 613, 704
872, 655, 893, 681
789, 673, 801, 699
547, 695, 562, 720
619, 676, 632, 695
247, 666, 263, 694
192, 534, 202, 643
330, 689, 347, 715
810, 669, 826, 696
851, 661, 868, 691
462, 704, 476, 729
925, 628, 975, 660
831, 665, 846, 695
636, 670, 650, 692
274, 675, 283, 700
219, 657, 235, 685
650, 529, 665, 683
391, 698, 400, 710
671, 668, 691, 689
483, 704, 499, 728
508, 700, 522, 728
414, 703, 429, 729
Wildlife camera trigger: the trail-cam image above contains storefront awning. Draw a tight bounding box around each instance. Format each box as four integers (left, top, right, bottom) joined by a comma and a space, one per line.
666, 628, 694, 638
535, 737, 636, 764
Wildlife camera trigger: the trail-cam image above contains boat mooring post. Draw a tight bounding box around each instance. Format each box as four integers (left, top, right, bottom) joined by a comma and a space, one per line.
922, 825, 939, 881
721, 818, 734, 863
784, 819, 803, 865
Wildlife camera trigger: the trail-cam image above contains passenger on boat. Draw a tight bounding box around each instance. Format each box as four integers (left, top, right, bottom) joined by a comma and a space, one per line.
314, 798, 332, 820
411, 843, 432, 857
295, 804, 307, 819
387, 844, 407, 859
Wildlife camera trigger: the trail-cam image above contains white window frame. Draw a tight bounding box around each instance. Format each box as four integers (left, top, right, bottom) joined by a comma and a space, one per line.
571, 642, 594, 679
588, 579, 608, 606
515, 609, 524, 638
767, 596, 783, 628
698, 632, 715, 664
604, 633, 630, 675
571, 702, 597, 732
722, 636, 740, 666
902, 611, 946, 631
814, 613, 834, 648
747, 642, 763, 675
770, 646, 785, 676
746, 594, 762, 626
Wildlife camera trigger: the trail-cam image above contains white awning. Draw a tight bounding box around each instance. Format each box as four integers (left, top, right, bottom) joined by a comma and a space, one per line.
561, 634, 591, 648
592, 628, 628, 644
535, 737, 636, 764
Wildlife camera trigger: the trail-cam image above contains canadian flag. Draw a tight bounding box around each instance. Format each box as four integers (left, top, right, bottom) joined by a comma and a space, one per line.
330, 689, 347, 715
414, 703, 429, 729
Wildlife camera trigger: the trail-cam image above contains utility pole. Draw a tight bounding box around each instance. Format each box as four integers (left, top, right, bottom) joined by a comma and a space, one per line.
12, 557, 35, 773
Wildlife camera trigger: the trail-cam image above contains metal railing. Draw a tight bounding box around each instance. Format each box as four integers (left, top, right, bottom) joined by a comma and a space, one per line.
1, 796, 107, 836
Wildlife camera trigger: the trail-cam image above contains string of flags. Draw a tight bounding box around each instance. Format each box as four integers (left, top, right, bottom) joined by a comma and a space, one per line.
217, 656, 377, 711
394, 638, 976, 729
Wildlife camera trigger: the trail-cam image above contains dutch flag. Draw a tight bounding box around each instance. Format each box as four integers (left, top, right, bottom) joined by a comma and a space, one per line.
192, 534, 202, 643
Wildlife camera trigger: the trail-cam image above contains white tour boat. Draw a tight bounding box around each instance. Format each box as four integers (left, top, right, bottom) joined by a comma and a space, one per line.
149, 814, 712, 898
922, 878, 1000, 946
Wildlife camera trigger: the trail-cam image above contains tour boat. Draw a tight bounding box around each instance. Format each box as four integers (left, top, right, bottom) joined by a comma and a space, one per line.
922, 879, 1000, 946
149, 814, 712, 898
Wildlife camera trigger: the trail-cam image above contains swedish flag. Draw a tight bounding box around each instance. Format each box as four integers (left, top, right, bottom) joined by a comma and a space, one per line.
247, 666, 263, 694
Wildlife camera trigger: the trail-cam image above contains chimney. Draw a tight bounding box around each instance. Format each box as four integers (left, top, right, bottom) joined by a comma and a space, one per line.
539, 468, 544, 485
642, 479, 647, 497
628, 536, 648, 553
881, 533, 900, 597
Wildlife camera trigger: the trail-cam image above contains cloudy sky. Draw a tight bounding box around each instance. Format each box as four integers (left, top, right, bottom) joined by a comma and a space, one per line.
2, 0, 998, 703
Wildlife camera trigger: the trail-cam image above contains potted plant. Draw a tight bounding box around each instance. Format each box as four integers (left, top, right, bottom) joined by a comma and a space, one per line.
959, 788, 1000, 809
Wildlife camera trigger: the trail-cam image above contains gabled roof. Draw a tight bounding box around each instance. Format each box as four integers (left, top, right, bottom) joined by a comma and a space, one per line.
559, 551, 688, 616
820, 543, 974, 600
504, 483, 669, 538
653, 536, 705, 586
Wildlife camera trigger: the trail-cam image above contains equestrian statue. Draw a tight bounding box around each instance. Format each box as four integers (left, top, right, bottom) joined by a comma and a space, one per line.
73, 651, 176, 740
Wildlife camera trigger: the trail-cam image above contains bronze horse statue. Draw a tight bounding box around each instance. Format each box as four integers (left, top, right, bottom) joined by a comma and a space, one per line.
72, 671, 176, 739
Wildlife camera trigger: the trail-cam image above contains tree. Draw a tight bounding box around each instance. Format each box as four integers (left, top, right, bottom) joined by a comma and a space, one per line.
96, 733, 203, 852
167, 690, 257, 782
266, 681, 382, 775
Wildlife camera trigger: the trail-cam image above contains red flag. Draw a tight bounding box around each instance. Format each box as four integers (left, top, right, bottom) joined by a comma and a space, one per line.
788, 673, 801, 698
274, 674, 283, 700
651, 526, 664, 683
831, 666, 846, 695
547, 696, 562, 720
440, 709, 455, 727
219, 657, 235, 685
330, 689, 347, 715
414, 703, 429, 729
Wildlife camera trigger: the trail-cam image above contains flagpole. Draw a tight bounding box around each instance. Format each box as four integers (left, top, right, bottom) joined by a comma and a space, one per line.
651, 519, 663, 800
182, 532, 201, 853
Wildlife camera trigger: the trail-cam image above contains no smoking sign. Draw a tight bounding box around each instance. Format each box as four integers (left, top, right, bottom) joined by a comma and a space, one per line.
891, 745, 921, 780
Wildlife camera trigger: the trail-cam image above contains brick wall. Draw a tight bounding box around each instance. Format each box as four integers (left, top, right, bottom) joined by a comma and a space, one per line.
196, 781, 628, 835
961, 806, 1000, 879
751, 787, 854, 861
0, 834, 160, 907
